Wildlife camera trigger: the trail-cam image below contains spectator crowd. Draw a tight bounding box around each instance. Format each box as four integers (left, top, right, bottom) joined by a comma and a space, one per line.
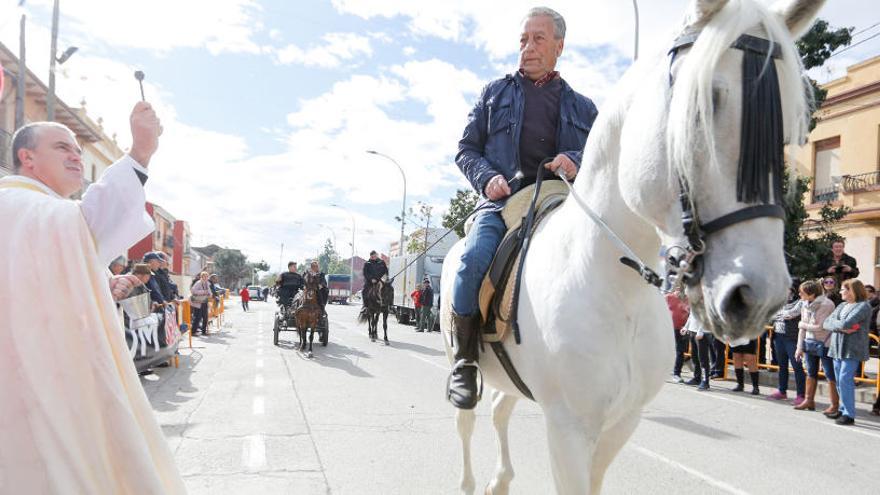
669, 240, 880, 425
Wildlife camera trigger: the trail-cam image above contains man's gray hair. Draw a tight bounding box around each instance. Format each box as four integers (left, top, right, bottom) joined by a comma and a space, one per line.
11, 121, 73, 173
525, 7, 566, 40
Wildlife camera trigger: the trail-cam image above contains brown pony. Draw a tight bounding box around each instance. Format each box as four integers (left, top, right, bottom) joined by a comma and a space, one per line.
293, 272, 323, 358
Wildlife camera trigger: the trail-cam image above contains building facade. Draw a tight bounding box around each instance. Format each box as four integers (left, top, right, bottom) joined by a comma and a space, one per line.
794, 55, 880, 286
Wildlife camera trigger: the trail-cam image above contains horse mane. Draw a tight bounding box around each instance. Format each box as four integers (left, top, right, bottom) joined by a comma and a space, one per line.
666, 0, 810, 196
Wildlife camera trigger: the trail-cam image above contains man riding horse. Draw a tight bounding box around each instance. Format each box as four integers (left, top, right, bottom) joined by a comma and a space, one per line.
362, 250, 387, 301
447, 6, 598, 410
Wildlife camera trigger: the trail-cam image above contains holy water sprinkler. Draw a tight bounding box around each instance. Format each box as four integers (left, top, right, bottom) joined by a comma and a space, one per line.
134, 70, 145, 101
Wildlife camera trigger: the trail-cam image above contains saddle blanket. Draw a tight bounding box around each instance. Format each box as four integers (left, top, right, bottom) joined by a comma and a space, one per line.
468, 181, 568, 343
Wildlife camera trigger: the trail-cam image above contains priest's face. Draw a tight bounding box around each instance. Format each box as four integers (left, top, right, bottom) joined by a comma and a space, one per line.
19, 126, 84, 198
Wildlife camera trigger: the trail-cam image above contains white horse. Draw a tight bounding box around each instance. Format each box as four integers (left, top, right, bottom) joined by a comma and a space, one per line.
440, 0, 824, 493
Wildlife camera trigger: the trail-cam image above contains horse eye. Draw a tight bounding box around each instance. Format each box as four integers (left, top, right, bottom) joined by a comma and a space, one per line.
711, 87, 727, 111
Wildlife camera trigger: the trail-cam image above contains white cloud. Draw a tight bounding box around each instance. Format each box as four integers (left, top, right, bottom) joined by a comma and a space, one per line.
274, 32, 373, 68
403, 46, 416, 56
6, 0, 265, 55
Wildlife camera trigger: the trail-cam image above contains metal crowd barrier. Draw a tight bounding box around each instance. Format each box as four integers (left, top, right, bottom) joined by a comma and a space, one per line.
685, 325, 880, 399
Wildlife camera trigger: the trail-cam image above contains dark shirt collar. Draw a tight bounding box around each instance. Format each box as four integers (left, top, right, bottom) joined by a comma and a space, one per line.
518, 69, 560, 88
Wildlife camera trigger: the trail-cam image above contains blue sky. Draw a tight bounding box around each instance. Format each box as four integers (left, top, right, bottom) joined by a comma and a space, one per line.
1, 0, 877, 272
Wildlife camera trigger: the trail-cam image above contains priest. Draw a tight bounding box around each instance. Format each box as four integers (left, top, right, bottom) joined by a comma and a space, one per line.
0, 102, 186, 493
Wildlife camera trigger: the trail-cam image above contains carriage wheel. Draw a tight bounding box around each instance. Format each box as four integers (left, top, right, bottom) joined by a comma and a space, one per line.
273, 319, 280, 346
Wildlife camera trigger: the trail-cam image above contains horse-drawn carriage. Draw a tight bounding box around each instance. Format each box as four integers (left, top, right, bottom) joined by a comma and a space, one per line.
273, 273, 329, 357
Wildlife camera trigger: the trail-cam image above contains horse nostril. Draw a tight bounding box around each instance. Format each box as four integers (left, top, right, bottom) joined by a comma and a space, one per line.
720, 284, 755, 322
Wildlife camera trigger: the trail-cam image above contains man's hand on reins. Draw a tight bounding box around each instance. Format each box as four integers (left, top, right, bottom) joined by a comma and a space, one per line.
545, 153, 577, 180
485, 174, 512, 201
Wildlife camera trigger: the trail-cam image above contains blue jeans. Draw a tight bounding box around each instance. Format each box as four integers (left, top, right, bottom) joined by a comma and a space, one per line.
833, 358, 860, 418
804, 342, 834, 379
774, 334, 805, 396
452, 210, 506, 316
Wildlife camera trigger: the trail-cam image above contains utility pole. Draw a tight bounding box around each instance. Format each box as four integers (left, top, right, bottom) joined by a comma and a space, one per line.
278, 243, 284, 274
15, 14, 26, 130
47, 0, 59, 121
422, 205, 431, 254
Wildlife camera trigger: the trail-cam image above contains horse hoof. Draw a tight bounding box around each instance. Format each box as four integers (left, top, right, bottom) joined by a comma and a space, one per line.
308, 352, 313, 359
384, 340, 390, 346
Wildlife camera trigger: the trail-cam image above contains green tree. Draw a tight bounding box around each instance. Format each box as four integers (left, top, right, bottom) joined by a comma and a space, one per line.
782, 18, 854, 280
795, 19, 853, 129
783, 173, 849, 281
442, 189, 479, 238
213, 248, 250, 288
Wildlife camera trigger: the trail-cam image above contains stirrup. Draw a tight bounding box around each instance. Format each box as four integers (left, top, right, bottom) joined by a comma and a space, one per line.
446, 359, 484, 405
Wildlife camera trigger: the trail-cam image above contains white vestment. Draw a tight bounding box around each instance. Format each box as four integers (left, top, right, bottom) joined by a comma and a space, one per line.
0, 157, 186, 494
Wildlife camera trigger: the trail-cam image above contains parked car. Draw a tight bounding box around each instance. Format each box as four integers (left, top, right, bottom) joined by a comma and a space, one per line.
247, 285, 263, 301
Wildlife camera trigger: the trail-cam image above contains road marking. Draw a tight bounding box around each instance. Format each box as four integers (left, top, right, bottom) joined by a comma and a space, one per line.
672, 384, 880, 437
255, 374, 264, 388
799, 415, 880, 440
631, 444, 749, 495
256, 359, 264, 368
252, 396, 265, 415
406, 352, 448, 371
681, 388, 760, 410
242, 434, 266, 470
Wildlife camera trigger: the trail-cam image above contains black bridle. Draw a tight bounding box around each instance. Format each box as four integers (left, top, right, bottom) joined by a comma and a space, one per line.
662, 31, 788, 292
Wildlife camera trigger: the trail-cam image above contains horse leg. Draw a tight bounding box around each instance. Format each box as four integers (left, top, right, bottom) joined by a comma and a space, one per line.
308, 324, 315, 355
544, 407, 600, 494
382, 310, 389, 343
589, 415, 640, 494
456, 407, 477, 495
486, 390, 518, 495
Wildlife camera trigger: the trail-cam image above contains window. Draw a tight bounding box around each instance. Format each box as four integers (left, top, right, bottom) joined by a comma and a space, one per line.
814, 136, 841, 202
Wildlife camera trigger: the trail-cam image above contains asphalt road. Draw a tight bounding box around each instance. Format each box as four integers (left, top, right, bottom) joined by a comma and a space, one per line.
141, 299, 880, 494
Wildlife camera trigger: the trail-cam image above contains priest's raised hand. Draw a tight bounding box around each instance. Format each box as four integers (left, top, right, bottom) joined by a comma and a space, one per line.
128, 101, 163, 168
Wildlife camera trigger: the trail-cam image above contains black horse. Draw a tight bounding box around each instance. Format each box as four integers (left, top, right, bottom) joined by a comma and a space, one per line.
358, 279, 393, 344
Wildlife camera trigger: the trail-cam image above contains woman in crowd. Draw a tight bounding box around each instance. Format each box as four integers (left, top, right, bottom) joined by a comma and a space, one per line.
190, 271, 212, 335
683, 313, 712, 391
794, 279, 837, 412
823, 278, 872, 425
771, 284, 806, 405
822, 277, 842, 306
730, 337, 761, 395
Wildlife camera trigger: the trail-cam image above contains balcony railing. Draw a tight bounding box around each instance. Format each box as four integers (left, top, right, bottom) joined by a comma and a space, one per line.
841, 171, 880, 194
813, 185, 839, 203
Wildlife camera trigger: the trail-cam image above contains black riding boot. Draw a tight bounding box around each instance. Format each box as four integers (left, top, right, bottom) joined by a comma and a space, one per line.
447, 312, 482, 410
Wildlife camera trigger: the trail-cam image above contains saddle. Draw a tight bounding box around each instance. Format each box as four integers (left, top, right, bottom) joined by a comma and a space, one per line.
466, 180, 568, 343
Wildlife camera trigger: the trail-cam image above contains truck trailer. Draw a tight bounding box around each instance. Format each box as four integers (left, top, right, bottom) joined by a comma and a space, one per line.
388, 229, 459, 325
327, 274, 351, 304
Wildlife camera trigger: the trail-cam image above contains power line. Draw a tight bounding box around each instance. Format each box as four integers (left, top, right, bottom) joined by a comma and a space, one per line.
852, 21, 880, 37
829, 30, 880, 58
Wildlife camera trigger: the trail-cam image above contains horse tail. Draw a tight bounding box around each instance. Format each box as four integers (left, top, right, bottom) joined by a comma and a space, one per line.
357, 307, 370, 324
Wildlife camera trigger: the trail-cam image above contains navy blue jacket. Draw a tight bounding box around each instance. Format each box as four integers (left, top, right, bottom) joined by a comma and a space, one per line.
456, 72, 598, 212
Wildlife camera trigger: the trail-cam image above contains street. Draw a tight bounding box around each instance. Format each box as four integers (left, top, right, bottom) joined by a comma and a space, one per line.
142, 299, 880, 495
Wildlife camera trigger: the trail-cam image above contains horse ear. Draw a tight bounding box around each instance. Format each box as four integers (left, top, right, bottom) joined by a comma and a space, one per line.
771, 0, 827, 38
685, 0, 729, 27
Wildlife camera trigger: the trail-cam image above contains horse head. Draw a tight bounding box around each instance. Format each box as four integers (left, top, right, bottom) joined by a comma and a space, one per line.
613, 0, 824, 341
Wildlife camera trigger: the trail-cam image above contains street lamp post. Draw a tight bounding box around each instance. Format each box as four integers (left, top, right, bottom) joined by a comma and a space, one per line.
366, 150, 406, 256
47, 1, 78, 121
632, 0, 640, 62
330, 204, 355, 299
